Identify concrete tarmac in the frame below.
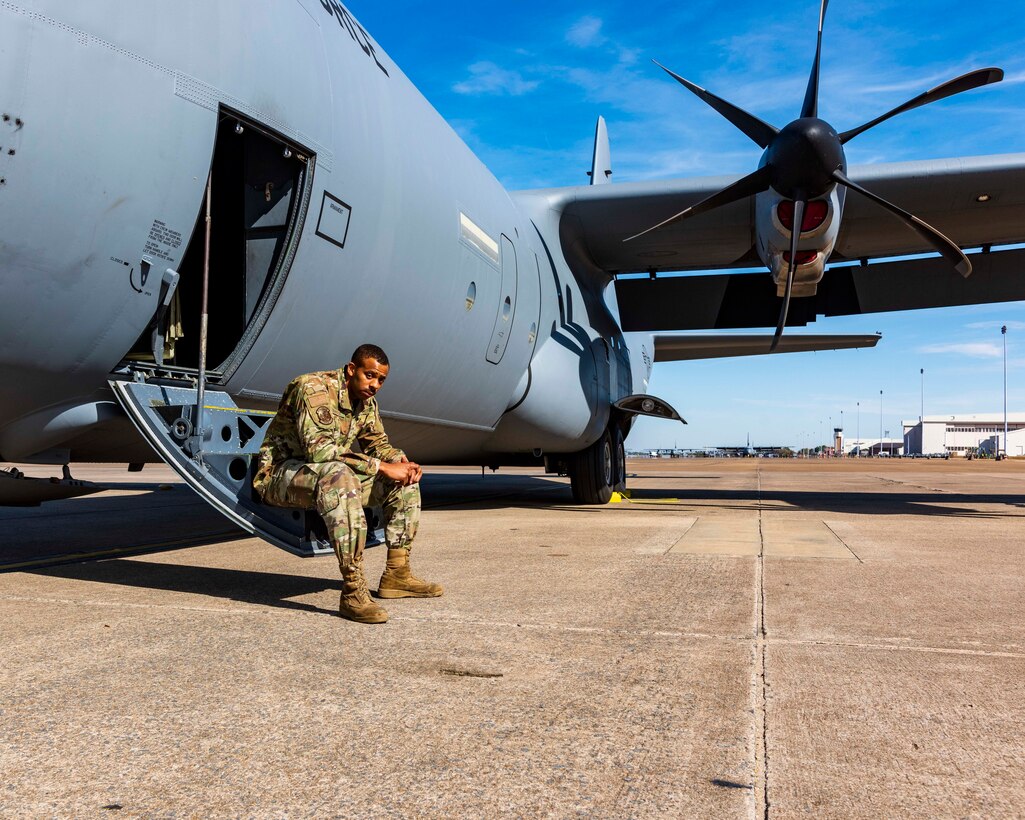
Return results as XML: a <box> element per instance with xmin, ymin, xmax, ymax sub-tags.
<box><xmin>2</xmin><ymin>458</ymin><xmax>1025</xmax><ymax>818</ymax></box>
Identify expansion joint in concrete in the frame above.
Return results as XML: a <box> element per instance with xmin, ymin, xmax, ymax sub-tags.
<box><xmin>755</xmin><ymin>467</ymin><xmax>770</xmax><ymax>820</ymax></box>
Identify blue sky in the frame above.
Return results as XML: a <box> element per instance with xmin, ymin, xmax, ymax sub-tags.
<box><xmin>350</xmin><ymin>1</ymin><xmax>1025</xmax><ymax>449</ymax></box>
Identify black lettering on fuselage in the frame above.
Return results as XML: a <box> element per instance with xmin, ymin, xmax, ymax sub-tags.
<box><xmin>318</xmin><ymin>0</ymin><xmax>389</xmax><ymax>77</ymax></box>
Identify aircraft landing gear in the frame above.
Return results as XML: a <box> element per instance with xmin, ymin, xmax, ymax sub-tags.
<box><xmin>613</xmin><ymin>426</ymin><xmax>626</xmax><ymax>494</ymax></box>
<box><xmin>569</xmin><ymin>425</ymin><xmax>627</xmax><ymax>504</ymax></box>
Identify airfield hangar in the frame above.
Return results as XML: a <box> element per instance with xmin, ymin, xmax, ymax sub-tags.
<box><xmin>902</xmin><ymin>415</ymin><xmax>1025</xmax><ymax>457</ymax></box>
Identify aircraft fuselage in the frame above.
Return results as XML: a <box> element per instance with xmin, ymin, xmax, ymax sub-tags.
<box><xmin>0</xmin><ymin>0</ymin><xmax>647</xmax><ymax>466</ymax></box>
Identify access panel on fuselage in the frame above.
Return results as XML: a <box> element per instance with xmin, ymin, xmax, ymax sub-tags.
<box><xmin>486</xmin><ymin>236</ymin><xmax>518</xmax><ymax>364</ymax></box>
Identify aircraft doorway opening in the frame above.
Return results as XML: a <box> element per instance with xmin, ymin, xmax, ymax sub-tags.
<box><xmin>123</xmin><ymin>109</ymin><xmax>313</xmax><ymax>381</ymax></box>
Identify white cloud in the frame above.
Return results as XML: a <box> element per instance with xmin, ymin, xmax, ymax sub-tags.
<box><xmin>860</xmin><ymin>68</ymin><xmax>977</xmax><ymax>96</ymax></box>
<box><xmin>617</xmin><ymin>46</ymin><xmax>641</xmax><ymax>67</ymax></box>
<box><xmin>452</xmin><ymin>62</ymin><xmax>540</xmax><ymax>97</ymax></box>
<box><xmin>964</xmin><ymin>320</ymin><xmax>1025</xmax><ymax>331</ymax></box>
<box><xmin>918</xmin><ymin>342</ymin><xmax>1003</xmax><ymax>358</ymax></box>
<box><xmin>567</xmin><ymin>16</ymin><xmax>605</xmax><ymax>48</ymax></box>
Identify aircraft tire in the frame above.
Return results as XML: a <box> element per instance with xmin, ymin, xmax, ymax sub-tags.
<box><xmin>569</xmin><ymin>428</ymin><xmax>615</xmax><ymax>505</ymax></box>
<box><xmin>613</xmin><ymin>426</ymin><xmax>627</xmax><ymax>494</ymax></box>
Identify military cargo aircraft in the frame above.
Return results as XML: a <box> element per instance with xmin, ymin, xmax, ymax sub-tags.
<box><xmin>2</xmin><ymin>1</ymin><xmax>1024</xmax><ymax>558</ymax></box>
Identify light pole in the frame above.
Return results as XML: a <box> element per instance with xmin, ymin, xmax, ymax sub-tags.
<box><xmin>885</xmin><ymin>429</ymin><xmax>890</xmax><ymax>456</ymax></box>
<box><xmin>1003</xmin><ymin>325</ymin><xmax>1008</xmax><ymax>457</ymax></box>
<box><xmin>879</xmin><ymin>390</ymin><xmax>883</xmax><ymax>458</ymax></box>
<box><xmin>920</xmin><ymin>367</ymin><xmax>925</xmax><ymax>456</ymax></box>
<box><xmin>857</xmin><ymin>401</ymin><xmax>861</xmax><ymax>457</ymax></box>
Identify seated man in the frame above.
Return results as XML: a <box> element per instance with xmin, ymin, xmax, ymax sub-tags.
<box><xmin>252</xmin><ymin>343</ymin><xmax>442</xmax><ymax>624</ymax></box>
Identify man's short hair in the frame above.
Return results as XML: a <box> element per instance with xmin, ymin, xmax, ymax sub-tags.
<box><xmin>350</xmin><ymin>343</ymin><xmax>389</xmax><ymax>367</ymax></box>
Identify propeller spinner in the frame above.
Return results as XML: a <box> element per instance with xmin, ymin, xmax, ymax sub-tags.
<box><xmin>626</xmin><ymin>0</ymin><xmax>1003</xmax><ymax>351</ymax></box>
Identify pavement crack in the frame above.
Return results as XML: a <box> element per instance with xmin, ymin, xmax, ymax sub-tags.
<box><xmin>872</xmin><ymin>475</ymin><xmax>948</xmax><ymax>494</ymax></box>
<box><xmin>822</xmin><ymin>521</ymin><xmax>864</xmax><ymax>563</ymax></box>
<box><xmin>0</xmin><ymin>593</ymin><xmax>257</xmax><ymax>615</ymax></box>
<box><xmin>0</xmin><ymin>594</ymin><xmax>750</xmax><ymax>641</ymax></box>
<box><xmin>389</xmin><ymin>614</ymin><xmax>747</xmax><ymax>643</ymax></box>
<box><xmin>439</xmin><ymin>667</ymin><xmax>503</xmax><ymax>679</ymax></box>
<box><xmin>773</xmin><ymin>637</ymin><xmax>1025</xmax><ymax>660</ymax></box>
<box><xmin>663</xmin><ymin>517</ymin><xmax>698</xmax><ymax>554</ymax></box>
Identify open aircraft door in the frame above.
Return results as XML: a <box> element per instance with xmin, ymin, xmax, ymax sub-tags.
<box><xmin>104</xmin><ymin>109</ymin><xmax>383</xmax><ymax>559</ymax></box>
<box><xmin>109</xmin><ymin>379</ymin><xmax>338</xmax><ymax>558</ymax></box>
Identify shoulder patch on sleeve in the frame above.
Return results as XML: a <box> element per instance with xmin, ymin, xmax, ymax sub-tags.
<box><xmin>302</xmin><ymin>378</ymin><xmax>331</xmax><ymax>408</ymax></box>
<box><xmin>297</xmin><ymin>376</ymin><xmax>337</xmax><ymax>430</ymax></box>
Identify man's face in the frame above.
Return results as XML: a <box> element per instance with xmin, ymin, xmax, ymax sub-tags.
<box><xmin>346</xmin><ymin>357</ymin><xmax>389</xmax><ymax>403</ymax></box>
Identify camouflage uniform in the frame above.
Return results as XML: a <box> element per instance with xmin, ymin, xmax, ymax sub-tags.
<box><xmin>253</xmin><ymin>370</ymin><xmax>419</xmax><ymax>569</ymax></box>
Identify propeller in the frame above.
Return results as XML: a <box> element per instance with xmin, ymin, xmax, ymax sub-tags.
<box><xmin>771</xmin><ymin>198</ymin><xmax>806</xmax><ymax>352</ymax></box>
<box><xmin>801</xmin><ymin>0</ymin><xmax>829</xmax><ymax>118</ymax></box>
<box><xmin>624</xmin><ymin>165</ymin><xmax>772</xmax><ymax>241</ymax></box>
<box><xmin>832</xmin><ymin>169</ymin><xmax>971</xmax><ymax>276</ymax></box>
<box><xmin>628</xmin><ymin>0</ymin><xmax>1003</xmax><ymax>349</ymax></box>
<box><xmin>839</xmin><ymin>68</ymin><xmax>1004</xmax><ymax>144</ymax></box>
<box><xmin>652</xmin><ymin>62</ymin><xmax>778</xmax><ymax>148</ymax></box>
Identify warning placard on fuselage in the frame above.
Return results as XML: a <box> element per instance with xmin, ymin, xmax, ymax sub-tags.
<box><xmin>315</xmin><ymin>192</ymin><xmax>352</xmax><ymax>249</ymax></box>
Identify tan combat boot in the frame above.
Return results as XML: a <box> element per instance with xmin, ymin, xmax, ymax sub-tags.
<box><xmin>377</xmin><ymin>548</ymin><xmax>444</xmax><ymax>598</ymax></box>
<box><xmin>339</xmin><ymin>554</ymin><xmax>389</xmax><ymax>624</ymax></box>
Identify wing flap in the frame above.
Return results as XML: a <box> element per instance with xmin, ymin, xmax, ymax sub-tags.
<box><xmin>619</xmin><ymin>247</ymin><xmax>1025</xmax><ymax>331</ymax></box>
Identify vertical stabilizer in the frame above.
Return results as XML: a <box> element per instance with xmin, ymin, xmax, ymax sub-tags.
<box><xmin>589</xmin><ymin>116</ymin><xmax>612</xmax><ymax>185</ymax></box>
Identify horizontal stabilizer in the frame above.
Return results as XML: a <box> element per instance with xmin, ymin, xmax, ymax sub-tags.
<box><xmin>654</xmin><ymin>333</ymin><xmax>881</xmax><ymax>362</ymax></box>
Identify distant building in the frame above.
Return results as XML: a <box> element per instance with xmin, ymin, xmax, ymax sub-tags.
<box><xmin>902</xmin><ymin>414</ymin><xmax>1025</xmax><ymax>456</ymax></box>
<box><xmin>844</xmin><ymin>438</ymin><xmax>903</xmax><ymax>456</ymax></box>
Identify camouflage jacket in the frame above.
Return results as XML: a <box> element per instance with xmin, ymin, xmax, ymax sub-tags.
<box><xmin>252</xmin><ymin>370</ymin><xmax>403</xmax><ymax>495</ymax></box>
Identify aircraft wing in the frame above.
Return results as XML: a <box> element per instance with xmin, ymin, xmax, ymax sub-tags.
<box><xmin>522</xmin><ymin>154</ymin><xmax>1025</xmax><ymax>330</ymax></box>
<box><xmin>653</xmin><ymin>333</ymin><xmax>881</xmax><ymax>362</ymax></box>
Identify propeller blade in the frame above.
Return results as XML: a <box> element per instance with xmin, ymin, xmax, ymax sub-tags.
<box><xmin>801</xmin><ymin>0</ymin><xmax>830</xmax><ymax>118</ymax></box>
<box><xmin>833</xmin><ymin>170</ymin><xmax>972</xmax><ymax>277</ymax></box>
<box><xmin>654</xmin><ymin>61</ymin><xmax>779</xmax><ymax>148</ymax></box>
<box><xmin>771</xmin><ymin>199</ymin><xmax>805</xmax><ymax>352</ymax></box>
<box><xmin>624</xmin><ymin>165</ymin><xmax>773</xmax><ymax>243</ymax></box>
<box><xmin>839</xmin><ymin>67</ymin><xmax>1003</xmax><ymax>143</ymax></box>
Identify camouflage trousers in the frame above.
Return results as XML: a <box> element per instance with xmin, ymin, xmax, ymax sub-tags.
<box><xmin>258</xmin><ymin>459</ymin><xmax>420</xmax><ymax>569</ymax></box>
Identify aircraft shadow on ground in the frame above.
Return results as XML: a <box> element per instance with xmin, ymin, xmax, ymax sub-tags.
<box><xmin>623</xmin><ymin>487</ymin><xmax>1025</xmax><ymax>518</ymax></box>
<box><xmin>420</xmin><ymin>473</ymin><xmax>574</xmax><ymax>509</ymax></box>
<box><xmin>423</xmin><ymin>474</ymin><xmax>1025</xmax><ymax>518</ymax></box>
<box><xmin>8</xmin><ymin>474</ymin><xmax>1023</xmax><ymax>579</ymax></box>
<box><xmin>0</xmin><ymin>486</ymin><xmax>243</xmax><ymax>569</ymax></box>
<box><xmin>32</xmin><ymin>559</ymin><xmax>343</xmax><ymax>616</ymax></box>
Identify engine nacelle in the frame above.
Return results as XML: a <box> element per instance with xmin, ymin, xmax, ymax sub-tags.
<box><xmin>754</xmin><ymin>186</ymin><xmax>845</xmax><ymax>298</ymax></box>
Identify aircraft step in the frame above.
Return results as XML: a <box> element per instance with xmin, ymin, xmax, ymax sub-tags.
<box><xmin>109</xmin><ymin>379</ymin><xmax>381</xmax><ymax>558</ymax></box>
